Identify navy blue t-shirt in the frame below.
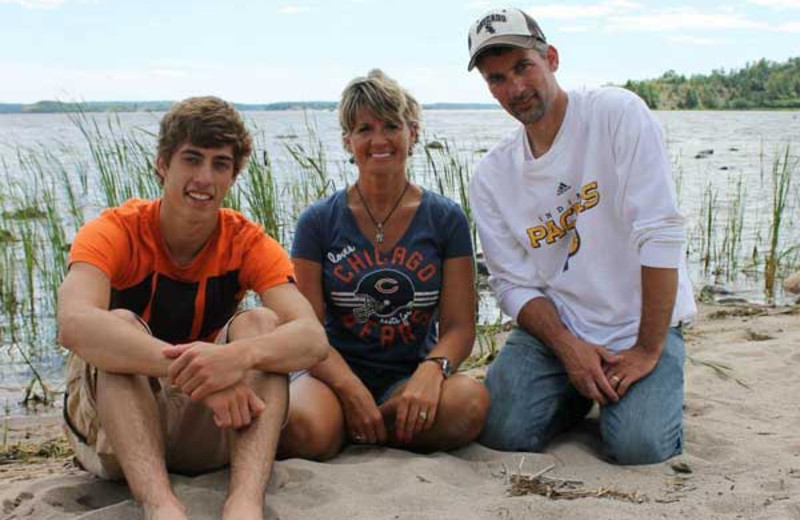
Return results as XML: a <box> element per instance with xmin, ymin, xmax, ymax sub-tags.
<box><xmin>291</xmin><ymin>188</ymin><xmax>473</xmax><ymax>398</ymax></box>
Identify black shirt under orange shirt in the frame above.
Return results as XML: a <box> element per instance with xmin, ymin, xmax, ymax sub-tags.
<box><xmin>69</xmin><ymin>198</ymin><xmax>295</xmax><ymax>344</ymax></box>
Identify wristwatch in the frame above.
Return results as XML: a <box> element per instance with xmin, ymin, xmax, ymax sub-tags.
<box><xmin>423</xmin><ymin>356</ymin><xmax>452</xmax><ymax>378</ymax></box>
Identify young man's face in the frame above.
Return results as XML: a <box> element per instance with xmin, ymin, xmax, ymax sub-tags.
<box><xmin>478</xmin><ymin>46</ymin><xmax>560</xmax><ymax>126</ymax></box>
<box><xmin>156</xmin><ymin>142</ymin><xmax>236</xmax><ymax>215</ymax></box>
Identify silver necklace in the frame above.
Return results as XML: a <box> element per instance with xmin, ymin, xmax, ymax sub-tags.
<box><xmin>354</xmin><ymin>180</ymin><xmax>410</xmax><ymax>244</ymax></box>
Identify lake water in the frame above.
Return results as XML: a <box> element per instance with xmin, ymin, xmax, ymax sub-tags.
<box><xmin>1</xmin><ymin>108</ymin><xmax>798</xmax><ymax>417</ymax></box>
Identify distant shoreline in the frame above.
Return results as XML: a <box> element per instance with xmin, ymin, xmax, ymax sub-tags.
<box><xmin>0</xmin><ymin>101</ymin><xmax>502</xmax><ymax>114</ymax></box>
<box><xmin>1</xmin><ymin>99</ymin><xmax>798</xmax><ymax>115</ymax></box>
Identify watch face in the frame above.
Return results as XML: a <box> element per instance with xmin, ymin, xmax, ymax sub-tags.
<box><xmin>440</xmin><ymin>358</ymin><xmax>452</xmax><ymax>377</ymax></box>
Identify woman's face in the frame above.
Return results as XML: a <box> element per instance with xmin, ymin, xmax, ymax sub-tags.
<box><xmin>345</xmin><ymin>107</ymin><xmax>416</xmax><ymax>177</ymax></box>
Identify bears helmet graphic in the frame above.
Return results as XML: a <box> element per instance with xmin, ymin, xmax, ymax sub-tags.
<box><xmin>353</xmin><ymin>269</ymin><xmax>415</xmax><ymax>323</ymax></box>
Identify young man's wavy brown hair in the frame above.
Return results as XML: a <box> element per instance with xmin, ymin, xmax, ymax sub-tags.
<box><xmin>157</xmin><ymin>96</ymin><xmax>253</xmax><ymax>178</ymax></box>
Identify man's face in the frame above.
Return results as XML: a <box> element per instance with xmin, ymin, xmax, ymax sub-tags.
<box><xmin>156</xmin><ymin>142</ymin><xmax>236</xmax><ymax>216</ymax></box>
<box><xmin>478</xmin><ymin>46</ymin><xmax>560</xmax><ymax>126</ymax></box>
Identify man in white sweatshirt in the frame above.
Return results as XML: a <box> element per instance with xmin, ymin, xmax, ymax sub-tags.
<box><xmin>467</xmin><ymin>7</ymin><xmax>696</xmax><ymax>464</ymax></box>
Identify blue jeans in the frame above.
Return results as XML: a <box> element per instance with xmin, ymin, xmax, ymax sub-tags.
<box><xmin>479</xmin><ymin>327</ymin><xmax>685</xmax><ymax>465</ymax></box>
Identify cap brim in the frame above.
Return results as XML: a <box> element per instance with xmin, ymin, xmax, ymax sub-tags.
<box><xmin>467</xmin><ymin>35</ymin><xmax>537</xmax><ymax>71</ymax></box>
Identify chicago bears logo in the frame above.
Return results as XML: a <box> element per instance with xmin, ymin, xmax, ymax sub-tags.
<box><xmin>330</xmin><ymin>268</ymin><xmax>440</xmax><ymax>325</ymax></box>
<box><xmin>352</xmin><ymin>269</ymin><xmax>415</xmax><ymax>323</ymax></box>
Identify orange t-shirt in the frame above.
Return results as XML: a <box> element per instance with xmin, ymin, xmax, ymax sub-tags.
<box><xmin>69</xmin><ymin>198</ymin><xmax>295</xmax><ymax>344</ymax></box>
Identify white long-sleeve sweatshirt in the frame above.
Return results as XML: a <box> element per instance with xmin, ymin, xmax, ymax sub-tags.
<box><xmin>470</xmin><ymin>87</ymin><xmax>696</xmax><ymax>352</ymax></box>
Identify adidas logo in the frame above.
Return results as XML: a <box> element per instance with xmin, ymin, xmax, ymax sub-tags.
<box><xmin>556</xmin><ymin>182</ymin><xmax>571</xmax><ymax>196</ymax></box>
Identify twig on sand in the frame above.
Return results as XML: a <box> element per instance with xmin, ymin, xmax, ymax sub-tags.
<box><xmin>505</xmin><ymin>458</ymin><xmax>646</xmax><ymax>503</ymax></box>
<box><xmin>530</xmin><ymin>463</ymin><xmax>555</xmax><ymax>480</ymax></box>
<box><xmin>707</xmin><ymin>306</ymin><xmax>768</xmax><ymax>320</ymax></box>
<box><xmin>687</xmin><ymin>355</ymin><xmax>750</xmax><ymax>389</ymax></box>
<box><xmin>0</xmin><ymin>436</ymin><xmax>72</xmax><ymax>465</ymax></box>
<box><xmin>508</xmin><ymin>473</ymin><xmax>648</xmax><ymax>503</ymax></box>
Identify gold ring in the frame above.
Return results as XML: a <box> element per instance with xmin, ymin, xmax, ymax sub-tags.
<box><xmin>419</xmin><ymin>410</ymin><xmax>428</xmax><ymax>421</ymax></box>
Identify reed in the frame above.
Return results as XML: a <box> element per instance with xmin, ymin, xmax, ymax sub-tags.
<box><xmin>698</xmin><ymin>181</ymin><xmax>718</xmax><ymax>273</ymax></box>
<box><xmin>764</xmin><ymin>144</ymin><xmax>797</xmax><ymax>302</ymax></box>
<box><xmin>0</xmin><ymin>108</ymin><xmax>799</xmax><ymax>406</ymax></box>
<box><xmin>720</xmin><ymin>173</ymin><xmax>746</xmax><ymax>280</ymax></box>
<box><xmin>241</xmin><ymin>138</ymin><xmax>282</xmax><ymax>244</ymax></box>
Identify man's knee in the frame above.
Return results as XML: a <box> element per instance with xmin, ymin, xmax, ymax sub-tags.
<box><xmin>604</xmin><ymin>426</ymin><xmax>682</xmax><ymax>465</ymax></box>
<box><xmin>227</xmin><ymin>307</ymin><xmax>279</xmax><ymax>341</ymax></box>
<box><xmin>478</xmin><ymin>335</ymin><xmax>562</xmax><ymax>452</ymax></box>
<box><xmin>479</xmin><ymin>367</ymin><xmax>547</xmax><ymax>452</ymax></box>
<box><xmin>96</xmin><ymin>369</ymin><xmax>152</xmax><ymax>396</ymax></box>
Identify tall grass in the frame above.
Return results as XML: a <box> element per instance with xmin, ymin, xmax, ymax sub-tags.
<box><xmin>764</xmin><ymin>144</ymin><xmax>798</xmax><ymax>302</ymax></box>
<box><xmin>0</xmin><ymin>109</ymin><xmax>798</xmax><ymax>407</ymax></box>
<box><xmin>719</xmin><ymin>173</ymin><xmax>745</xmax><ymax>280</ymax></box>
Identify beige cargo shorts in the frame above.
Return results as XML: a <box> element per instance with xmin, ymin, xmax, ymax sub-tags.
<box><xmin>62</xmin><ymin>315</ymin><xmax>247</xmax><ymax>480</ymax></box>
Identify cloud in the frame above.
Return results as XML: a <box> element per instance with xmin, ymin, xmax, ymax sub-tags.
<box><xmin>465</xmin><ymin>0</ymin><xmax>497</xmax><ymax>10</ymax></box>
<box><xmin>277</xmin><ymin>5</ymin><xmax>309</xmax><ymax>14</ymax></box>
<box><xmin>776</xmin><ymin>21</ymin><xmax>800</xmax><ymax>30</ymax></box>
<box><xmin>747</xmin><ymin>0</ymin><xmax>800</xmax><ymax>8</ymax></box>
<box><xmin>605</xmin><ymin>8</ymin><xmax>768</xmax><ymax>32</ymax></box>
<box><xmin>149</xmin><ymin>69</ymin><xmax>190</xmax><ymax>79</ymax></box>
<box><xmin>524</xmin><ymin>0</ymin><xmax>642</xmax><ymax>20</ymax></box>
<box><xmin>559</xmin><ymin>25</ymin><xmax>593</xmax><ymax>33</ymax></box>
<box><xmin>666</xmin><ymin>35</ymin><xmax>727</xmax><ymax>45</ymax></box>
<box><xmin>0</xmin><ymin>0</ymin><xmax>67</xmax><ymax>8</ymax></box>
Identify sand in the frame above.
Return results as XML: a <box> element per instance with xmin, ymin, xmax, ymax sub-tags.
<box><xmin>2</xmin><ymin>302</ymin><xmax>800</xmax><ymax>520</ymax></box>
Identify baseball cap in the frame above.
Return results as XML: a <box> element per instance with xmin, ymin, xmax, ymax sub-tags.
<box><xmin>467</xmin><ymin>7</ymin><xmax>547</xmax><ymax>71</ymax></box>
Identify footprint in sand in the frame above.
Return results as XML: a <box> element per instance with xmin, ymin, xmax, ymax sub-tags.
<box><xmin>683</xmin><ymin>395</ymin><xmax>714</xmax><ymax>418</ymax></box>
<box><xmin>41</xmin><ymin>481</ymin><xmax>130</xmax><ymax>514</ymax></box>
<box><xmin>268</xmin><ymin>463</ymin><xmax>315</xmax><ymax>491</ymax></box>
<box><xmin>2</xmin><ymin>491</ymin><xmax>33</xmax><ymax>516</ymax></box>
<box><xmin>684</xmin><ymin>426</ymin><xmax>735</xmax><ymax>462</ymax></box>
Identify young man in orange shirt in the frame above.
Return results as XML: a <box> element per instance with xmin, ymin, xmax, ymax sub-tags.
<box><xmin>59</xmin><ymin>97</ymin><xmax>327</xmax><ymax>520</ymax></box>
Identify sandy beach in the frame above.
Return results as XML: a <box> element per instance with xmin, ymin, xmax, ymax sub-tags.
<box><xmin>2</xmin><ymin>301</ymin><xmax>799</xmax><ymax>520</ymax></box>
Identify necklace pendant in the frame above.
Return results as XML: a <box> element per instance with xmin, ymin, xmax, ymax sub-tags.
<box><xmin>375</xmin><ymin>226</ymin><xmax>384</xmax><ymax>244</ymax></box>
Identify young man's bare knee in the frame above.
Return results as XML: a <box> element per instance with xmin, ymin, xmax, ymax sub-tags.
<box><xmin>226</xmin><ymin>308</ymin><xmax>280</xmax><ymax>341</ymax></box>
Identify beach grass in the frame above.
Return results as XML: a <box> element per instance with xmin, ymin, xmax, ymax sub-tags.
<box><xmin>0</xmin><ymin>110</ymin><xmax>797</xmax><ymax>404</ymax></box>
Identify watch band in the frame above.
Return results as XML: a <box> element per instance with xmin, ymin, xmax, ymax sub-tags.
<box><xmin>423</xmin><ymin>356</ymin><xmax>452</xmax><ymax>378</ymax></box>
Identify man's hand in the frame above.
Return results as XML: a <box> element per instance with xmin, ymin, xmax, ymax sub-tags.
<box><xmin>600</xmin><ymin>345</ymin><xmax>661</xmax><ymax>398</ymax></box>
<box><xmin>201</xmin><ymin>381</ymin><xmax>266</xmax><ymax>429</ymax></box>
<box><xmin>557</xmin><ymin>338</ymin><xmax>619</xmax><ymax>405</ymax></box>
<box><xmin>164</xmin><ymin>342</ymin><xmax>249</xmax><ymax>400</ymax></box>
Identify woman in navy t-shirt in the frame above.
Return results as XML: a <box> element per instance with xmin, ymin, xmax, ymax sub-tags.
<box><xmin>279</xmin><ymin>70</ymin><xmax>489</xmax><ymax>458</ymax></box>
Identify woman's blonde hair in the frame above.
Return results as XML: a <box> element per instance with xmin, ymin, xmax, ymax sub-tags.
<box><xmin>339</xmin><ymin>69</ymin><xmax>421</xmax><ymax>152</ymax></box>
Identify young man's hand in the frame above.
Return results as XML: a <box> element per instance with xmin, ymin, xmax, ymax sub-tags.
<box><xmin>201</xmin><ymin>381</ymin><xmax>265</xmax><ymax>429</ymax></box>
<box><xmin>164</xmin><ymin>342</ymin><xmax>249</xmax><ymax>400</ymax></box>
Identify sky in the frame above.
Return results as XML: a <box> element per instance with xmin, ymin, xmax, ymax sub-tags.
<box><xmin>1</xmin><ymin>0</ymin><xmax>799</xmax><ymax>104</ymax></box>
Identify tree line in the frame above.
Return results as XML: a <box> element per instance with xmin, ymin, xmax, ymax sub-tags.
<box><xmin>623</xmin><ymin>57</ymin><xmax>800</xmax><ymax>110</ymax></box>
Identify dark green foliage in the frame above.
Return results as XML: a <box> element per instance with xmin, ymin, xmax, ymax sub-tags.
<box><xmin>623</xmin><ymin>57</ymin><xmax>800</xmax><ymax>110</ymax></box>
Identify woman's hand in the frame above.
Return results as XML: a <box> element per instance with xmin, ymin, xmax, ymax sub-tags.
<box><xmin>388</xmin><ymin>361</ymin><xmax>444</xmax><ymax>444</ymax></box>
<box><xmin>338</xmin><ymin>379</ymin><xmax>387</xmax><ymax>445</ymax></box>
